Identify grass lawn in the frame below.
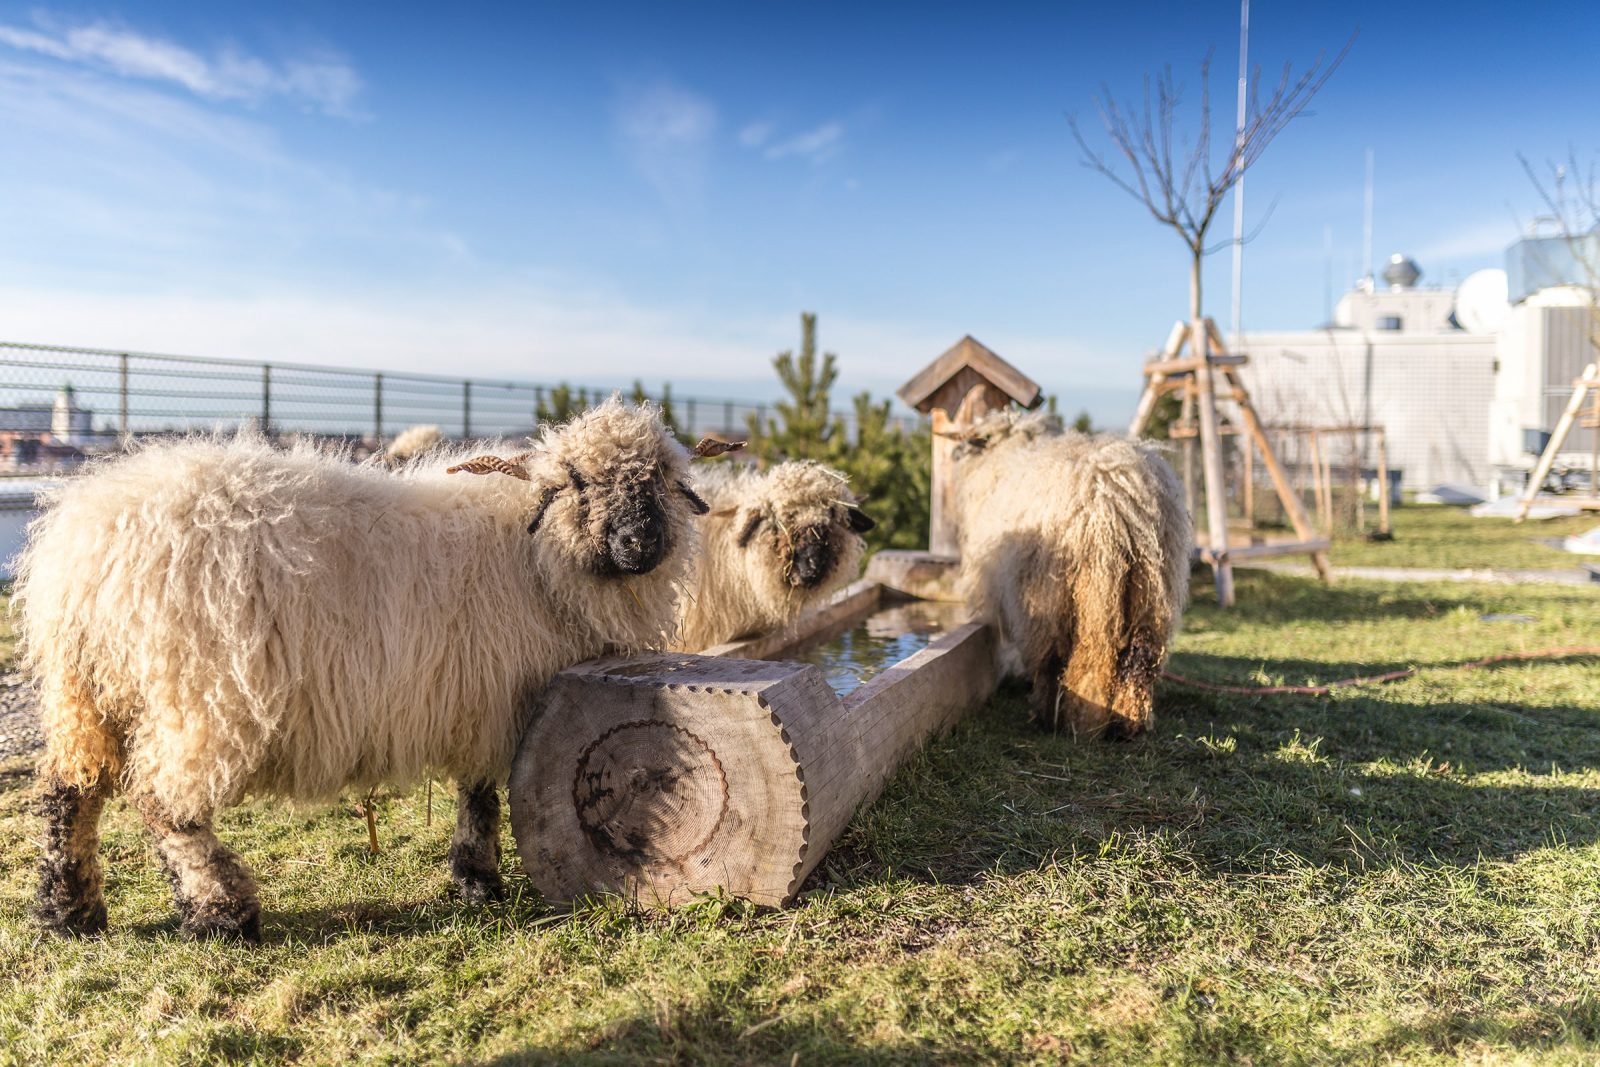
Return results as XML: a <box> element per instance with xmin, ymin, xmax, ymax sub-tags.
<box><xmin>1326</xmin><ymin>502</ymin><xmax>1600</xmax><ymax>572</ymax></box>
<box><xmin>3</xmin><ymin>571</ymin><xmax>1600</xmax><ymax>1064</ymax></box>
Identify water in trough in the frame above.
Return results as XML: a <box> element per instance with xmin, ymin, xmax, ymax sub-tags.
<box><xmin>774</xmin><ymin>598</ymin><xmax>970</xmax><ymax>695</ymax></box>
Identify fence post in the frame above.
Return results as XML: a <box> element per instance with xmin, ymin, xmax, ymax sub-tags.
<box><xmin>261</xmin><ymin>364</ymin><xmax>272</xmax><ymax>437</ymax></box>
<box><xmin>118</xmin><ymin>352</ymin><xmax>130</xmax><ymax>443</ymax></box>
<box><xmin>534</xmin><ymin>385</ymin><xmax>545</xmax><ymax>426</ymax></box>
<box><xmin>374</xmin><ymin>373</ymin><xmax>384</xmax><ymax>442</ymax></box>
<box><xmin>463</xmin><ymin>379</ymin><xmax>472</xmax><ymax>439</ymax></box>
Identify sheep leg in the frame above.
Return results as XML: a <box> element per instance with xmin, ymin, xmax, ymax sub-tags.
<box><xmin>1027</xmin><ymin>653</ymin><xmax>1065</xmax><ymax>733</ymax></box>
<box><xmin>132</xmin><ymin>794</ymin><xmax>261</xmax><ymax>943</ymax></box>
<box><xmin>35</xmin><ymin>775</ymin><xmax>112</xmax><ymax>936</ymax></box>
<box><xmin>449</xmin><ymin>781</ymin><xmax>506</xmax><ymax>904</ymax></box>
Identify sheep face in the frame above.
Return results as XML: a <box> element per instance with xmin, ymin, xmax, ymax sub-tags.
<box><xmin>728</xmin><ymin>462</ymin><xmax>872</xmax><ymax>593</ymax></box>
<box><xmin>522</xmin><ymin>399</ymin><xmax>707</xmax><ymax>580</ymax></box>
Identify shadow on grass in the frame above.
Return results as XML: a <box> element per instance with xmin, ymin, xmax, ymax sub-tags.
<box><xmin>819</xmin><ymin>680</ymin><xmax>1600</xmax><ymax>892</ymax></box>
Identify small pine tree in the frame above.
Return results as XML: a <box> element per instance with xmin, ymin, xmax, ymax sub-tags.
<box><xmin>828</xmin><ymin>392</ymin><xmax>930</xmax><ymax>551</ymax></box>
<box><xmin>535</xmin><ymin>383</ymin><xmax>584</xmax><ymax>428</ymax></box>
<box><xmin>748</xmin><ymin>312</ymin><xmax>838</xmax><ymax>461</ymax></box>
<box><xmin>1071</xmin><ymin>410</ymin><xmax>1094</xmax><ymax>434</ymax></box>
<box><xmin>630</xmin><ymin>379</ymin><xmax>680</xmax><ymax>436</ymax></box>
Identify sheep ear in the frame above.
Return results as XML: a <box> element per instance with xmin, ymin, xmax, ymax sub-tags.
<box><xmin>736</xmin><ymin>512</ymin><xmax>764</xmax><ymax>547</ymax></box>
<box><xmin>448</xmin><ymin>455</ymin><xmax>530</xmax><ymax>480</ymax></box>
<box><xmin>677</xmin><ymin>480</ymin><xmax>710</xmax><ymax>515</ymax></box>
<box><xmin>845</xmin><ymin>506</ymin><xmax>876</xmax><ymax>534</ymax></box>
<box><xmin>526</xmin><ymin>485</ymin><xmax>560</xmax><ymax>536</ymax></box>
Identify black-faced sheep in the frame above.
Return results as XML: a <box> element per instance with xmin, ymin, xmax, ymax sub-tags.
<box><xmin>673</xmin><ymin>460</ymin><xmax>874</xmax><ymax>651</ymax></box>
<box><xmin>951</xmin><ymin>410</ymin><xmax>1190</xmax><ymax>738</ymax></box>
<box><xmin>18</xmin><ymin>398</ymin><xmax>712</xmax><ymax>941</ymax></box>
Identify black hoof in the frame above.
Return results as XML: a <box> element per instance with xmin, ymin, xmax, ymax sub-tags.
<box><xmin>453</xmin><ymin>869</ymin><xmax>507</xmax><ymax>905</ymax></box>
<box><xmin>182</xmin><ymin>901</ymin><xmax>262</xmax><ymax>944</ymax></box>
<box><xmin>35</xmin><ymin>898</ymin><xmax>108</xmax><ymax>938</ymax></box>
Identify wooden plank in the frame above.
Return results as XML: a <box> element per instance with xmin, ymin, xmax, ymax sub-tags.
<box><xmin>1192</xmin><ymin>538</ymin><xmax>1332</xmax><ymax>563</ymax></box>
<box><xmin>1142</xmin><ymin>354</ymin><xmax>1248</xmax><ymax>376</ymax></box>
<box><xmin>1516</xmin><ymin>363</ymin><xmax>1599</xmax><ymax>522</ymax></box>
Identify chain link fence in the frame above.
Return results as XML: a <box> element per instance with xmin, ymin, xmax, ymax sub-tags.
<box><xmin>0</xmin><ymin>341</ymin><xmax>918</xmax><ymax>476</ymax></box>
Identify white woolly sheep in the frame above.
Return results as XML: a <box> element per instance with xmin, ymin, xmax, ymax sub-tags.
<box><xmin>381</xmin><ymin>423</ymin><xmax>445</xmax><ymax>467</ymax></box>
<box><xmin>951</xmin><ymin>410</ymin><xmax>1191</xmax><ymax>739</ymax></box>
<box><xmin>18</xmin><ymin>398</ymin><xmax>716</xmax><ymax>941</ymax></box>
<box><xmin>672</xmin><ymin>460</ymin><xmax>874</xmax><ymax>651</ymax></box>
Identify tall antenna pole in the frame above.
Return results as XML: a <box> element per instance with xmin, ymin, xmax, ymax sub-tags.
<box><xmin>1362</xmin><ymin>148</ymin><xmax>1375</xmax><ymax>290</ymax></box>
<box><xmin>1228</xmin><ymin>0</ymin><xmax>1250</xmax><ymax>346</ymax></box>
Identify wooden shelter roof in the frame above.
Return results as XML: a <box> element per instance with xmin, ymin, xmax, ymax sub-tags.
<box><xmin>896</xmin><ymin>335</ymin><xmax>1042</xmax><ymax>413</ymax></box>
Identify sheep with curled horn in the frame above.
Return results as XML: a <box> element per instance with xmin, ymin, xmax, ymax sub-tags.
<box><xmin>949</xmin><ymin>409</ymin><xmax>1190</xmax><ymax>739</ymax></box>
<box><xmin>17</xmin><ymin>397</ymin><xmax>726</xmax><ymax>942</ymax></box>
<box><xmin>673</xmin><ymin>459</ymin><xmax>875</xmax><ymax>651</ymax></box>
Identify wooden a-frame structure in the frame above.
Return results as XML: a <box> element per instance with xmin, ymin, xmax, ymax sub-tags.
<box><xmin>1129</xmin><ymin>317</ymin><xmax>1332</xmax><ymax>606</ymax></box>
<box><xmin>1514</xmin><ymin>362</ymin><xmax>1600</xmax><ymax>523</ymax></box>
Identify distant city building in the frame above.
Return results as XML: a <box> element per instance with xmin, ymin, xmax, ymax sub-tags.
<box><xmin>0</xmin><ymin>384</ymin><xmax>95</xmax><ymax>470</ymax></box>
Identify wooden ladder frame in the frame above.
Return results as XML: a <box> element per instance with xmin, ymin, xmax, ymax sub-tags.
<box><xmin>1130</xmin><ymin>317</ymin><xmax>1332</xmax><ymax>606</ymax></box>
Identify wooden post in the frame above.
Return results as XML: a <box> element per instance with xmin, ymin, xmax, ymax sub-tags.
<box><xmin>1309</xmin><ymin>430</ymin><xmax>1327</xmax><ymax>532</ymax></box>
<box><xmin>1376</xmin><ymin>428</ymin><xmax>1391</xmax><ymax>535</ymax></box>
<box><xmin>1241</xmin><ymin>430</ymin><xmax>1255</xmax><ymax>529</ymax></box>
<box><xmin>509</xmin><ymin>625</ymin><xmax>996</xmax><ymax>908</ymax></box>
<box><xmin>1179</xmin><ymin>381</ymin><xmax>1197</xmax><ymax>520</ymax></box>
<box><xmin>1192</xmin><ymin>320</ymin><xmax>1234</xmax><ymax>606</ymax></box>
<box><xmin>1515</xmin><ymin>362</ymin><xmax>1599</xmax><ymax>522</ymax></box>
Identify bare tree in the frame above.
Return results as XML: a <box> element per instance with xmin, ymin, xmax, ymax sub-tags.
<box><xmin>1073</xmin><ymin>38</ymin><xmax>1351</xmax><ymax>607</ymax></box>
<box><xmin>1069</xmin><ymin>40</ymin><xmax>1353</xmax><ymax>326</ymax></box>
<box><xmin>1518</xmin><ymin>151</ymin><xmax>1600</xmax><ymax>353</ymax></box>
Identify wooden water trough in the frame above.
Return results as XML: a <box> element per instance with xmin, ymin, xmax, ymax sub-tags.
<box><xmin>508</xmin><ymin>582</ymin><xmax>994</xmax><ymax>907</ymax></box>
<box><xmin>505</xmin><ymin>338</ymin><xmax>1025</xmax><ymax>908</ymax></box>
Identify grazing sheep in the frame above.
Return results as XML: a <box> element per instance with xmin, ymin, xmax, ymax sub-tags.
<box><xmin>381</xmin><ymin>423</ymin><xmax>445</xmax><ymax>467</ymax></box>
<box><xmin>951</xmin><ymin>410</ymin><xmax>1190</xmax><ymax>738</ymax></box>
<box><xmin>18</xmin><ymin>398</ymin><xmax>713</xmax><ymax>941</ymax></box>
<box><xmin>673</xmin><ymin>461</ymin><xmax>874</xmax><ymax>651</ymax></box>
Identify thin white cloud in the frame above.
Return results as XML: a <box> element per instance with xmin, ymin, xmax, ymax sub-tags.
<box><xmin>738</xmin><ymin>120</ymin><xmax>774</xmax><ymax>148</ymax></box>
<box><xmin>614</xmin><ymin>80</ymin><xmax>718</xmax><ymax>209</ymax></box>
<box><xmin>764</xmin><ymin>121</ymin><xmax>844</xmax><ymax>163</ymax></box>
<box><xmin>0</xmin><ymin>17</ymin><xmax>362</xmax><ymax>117</ymax></box>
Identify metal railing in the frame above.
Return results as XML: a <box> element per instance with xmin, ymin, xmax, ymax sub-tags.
<box><xmin>0</xmin><ymin>340</ymin><xmax>919</xmax><ymax>474</ymax></box>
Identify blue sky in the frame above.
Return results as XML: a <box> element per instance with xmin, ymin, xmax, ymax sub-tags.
<box><xmin>1</xmin><ymin>1</ymin><xmax>1597</xmax><ymax>424</ymax></box>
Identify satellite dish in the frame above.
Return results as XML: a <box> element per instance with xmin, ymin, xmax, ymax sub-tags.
<box><xmin>1454</xmin><ymin>268</ymin><xmax>1510</xmax><ymax>334</ymax></box>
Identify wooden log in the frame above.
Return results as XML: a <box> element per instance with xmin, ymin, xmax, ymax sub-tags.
<box><xmin>702</xmin><ymin>579</ymin><xmax>882</xmax><ymax>660</ymax></box>
<box><xmin>508</xmin><ymin>623</ymin><xmax>997</xmax><ymax>908</ymax></box>
<box><xmin>1142</xmin><ymin>353</ymin><xmax>1248</xmax><ymax>376</ymax></box>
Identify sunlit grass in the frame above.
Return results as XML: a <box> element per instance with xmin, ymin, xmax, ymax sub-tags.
<box><xmin>2</xmin><ymin>571</ymin><xmax>1598</xmax><ymax>1064</ymax></box>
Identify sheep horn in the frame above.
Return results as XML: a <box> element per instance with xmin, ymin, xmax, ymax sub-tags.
<box><xmin>691</xmin><ymin>437</ymin><xmax>746</xmax><ymax>459</ymax></box>
<box><xmin>446</xmin><ymin>455</ymin><xmax>531</xmax><ymax>480</ymax></box>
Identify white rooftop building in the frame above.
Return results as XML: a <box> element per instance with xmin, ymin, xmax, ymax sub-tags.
<box><xmin>1237</xmin><ymin>241</ymin><xmax>1596</xmax><ymax>495</ymax></box>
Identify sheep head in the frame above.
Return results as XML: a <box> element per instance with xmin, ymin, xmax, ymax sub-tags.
<box><xmin>448</xmin><ymin>397</ymin><xmax>730</xmax><ymax>580</ymax></box>
<box><xmin>722</xmin><ymin>461</ymin><xmax>873</xmax><ymax>593</ymax></box>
